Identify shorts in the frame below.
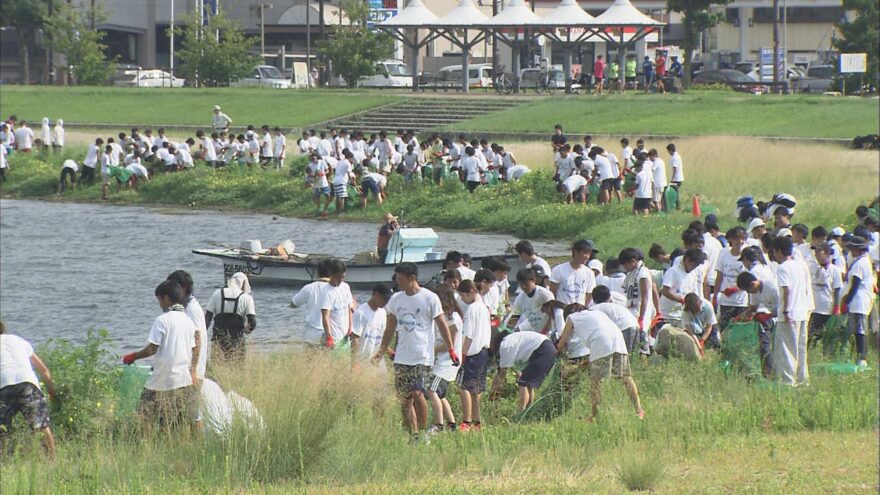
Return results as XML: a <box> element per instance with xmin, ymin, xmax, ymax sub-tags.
<box><xmin>431</xmin><ymin>165</ymin><xmax>446</xmax><ymax>183</ymax></box>
<box><xmin>517</xmin><ymin>340</ymin><xmax>557</xmax><ymax>389</ymax></box>
<box><xmin>612</xmin><ymin>178</ymin><xmax>622</xmax><ymax>190</ymax></box>
<box><xmin>362</xmin><ymin>177</ymin><xmax>380</xmax><ymax>196</ymax></box>
<box><xmin>652</xmin><ymin>187</ymin><xmax>664</xmax><ymax>203</ymax></box>
<box><xmin>393</xmin><ymin>364</ymin><xmax>430</xmax><ymax>397</ymax></box>
<box><xmin>458</xmin><ymin>348</ymin><xmax>489</xmax><ymax>393</ymax></box>
<box><xmin>138</xmin><ymin>386</ymin><xmax>197</xmax><ymax>429</ymax></box>
<box><xmin>466</xmin><ymin>180</ymin><xmax>481</xmax><ymax>192</ymax></box>
<box><xmin>0</xmin><ymin>382</ymin><xmax>51</xmax><ymax>432</ymax></box>
<box><xmin>600</xmin><ymin>178</ymin><xmax>614</xmax><ymax>191</ymax></box>
<box><xmin>633</xmin><ymin>197</ymin><xmax>652</xmax><ymax>210</ymax></box>
<box><xmin>427</xmin><ymin>374</ymin><xmax>451</xmax><ymax>399</ymax></box>
<box><xmin>333</xmin><ymin>182</ymin><xmax>349</xmax><ymax>198</ymax></box>
<box><xmin>848</xmin><ymin>313</ymin><xmax>868</xmax><ymax>336</ymax></box>
<box><xmin>102</xmin><ymin>173</ymin><xmax>112</xmax><ymax>185</ymax></box>
<box><xmin>589</xmin><ymin>353</ymin><xmax>631</xmax><ymax>381</ymax></box>
<box><xmin>313</xmin><ymin>185</ymin><xmax>331</xmax><ymax>198</ymax></box>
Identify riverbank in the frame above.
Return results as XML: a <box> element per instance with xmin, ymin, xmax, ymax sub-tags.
<box><xmin>2</xmin><ymin>333</ymin><xmax>876</xmax><ymax>494</ymax></box>
<box><xmin>2</xmin><ymin>135</ymin><xmax>877</xmax><ymax>254</ymax></box>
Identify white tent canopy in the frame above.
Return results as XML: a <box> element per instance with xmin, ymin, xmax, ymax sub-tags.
<box><xmin>483</xmin><ymin>0</ymin><xmax>544</xmax><ymax>27</ymax></box>
<box><xmin>592</xmin><ymin>0</ymin><xmax>664</xmax><ymax>27</ymax></box>
<box><xmin>540</xmin><ymin>0</ymin><xmax>597</xmax><ymax>27</ymax></box>
<box><xmin>380</xmin><ymin>0</ymin><xmax>439</xmax><ymax>27</ymax></box>
<box><xmin>434</xmin><ymin>0</ymin><xmax>490</xmax><ymax>27</ymax></box>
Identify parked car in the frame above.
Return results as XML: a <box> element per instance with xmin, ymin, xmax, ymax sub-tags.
<box><xmin>356</xmin><ymin>59</ymin><xmax>412</xmax><ymax>88</ymax></box>
<box><xmin>519</xmin><ymin>68</ymin><xmax>580</xmax><ymax>92</ymax></box>
<box><xmin>691</xmin><ymin>69</ymin><xmax>769</xmax><ymax>93</ymax></box>
<box><xmin>113</xmin><ymin>69</ymin><xmax>185</xmax><ymax>88</ymax></box>
<box><xmin>789</xmin><ymin>65</ymin><xmax>837</xmax><ymax>94</ymax></box>
<box><xmin>437</xmin><ymin>64</ymin><xmax>494</xmax><ymax>89</ymax></box>
<box><xmin>231</xmin><ymin>65</ymin><xmax>291</xmax><ymax>89</ymax></box>
<box><xmin>747</xmin><ymin>66</ymin><xmax>804</xmax><ymax>82</ymax></box>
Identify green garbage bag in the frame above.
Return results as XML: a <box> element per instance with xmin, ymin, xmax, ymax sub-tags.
<box><xmin>623</xmin><ymin>172</ymin><xmax>636</xmax><ymax>192</ymax></box>
<box><xmin>721</xmin><ymin>321</ymin><xmax>762</xmax><ymax>379</ymax></box>
<box><xmin>821</xmin><ymin>314</ymin><xmax>851</xmax><ymax>361</ymax></box>
<box><xmin>664</xmin><ymin>186</ymin><xmax>678</xmax><ymax>211</ymax></box>
<box><xmin>117</xmin><ymin>365</ymin><xmax>151</xmax><ymax>417</ymax></box>
<box><xmin>588</xmin><ymin>182</ymin><xmax>600</xmax><ymax>201</ymax></box>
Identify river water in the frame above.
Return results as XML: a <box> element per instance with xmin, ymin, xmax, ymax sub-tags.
<box><xmin>0</xmin><ymin>199</ymin><xmax>565</xmax><ymax>353</ymax></box>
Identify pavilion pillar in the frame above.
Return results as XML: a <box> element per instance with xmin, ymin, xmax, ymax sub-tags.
<box><xmin>461</xmin><ymin>30</ymin><xmax>470</xmax><ymax>93</ymax></box>
<box><xmin>411</xmin><ymin>29</ymin><xmax>420</xmax><ymax>93</ymax></box>
<box><xmin>618</xmin><ymin>29</ymin><xmax>626</xmax><ymax>89</ymax></box>
<box><xmin>511</xmin><ymin>40</ymin><xmax>521</xmax><ymax>93</ymax></box>
<box><xmin>563</xmin><ymin>44</ymin><xmax>572</xmax><ymax>93</ymax></box>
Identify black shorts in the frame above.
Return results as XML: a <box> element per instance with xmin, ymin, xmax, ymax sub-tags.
<box><xmin>517</xmin><ymin>340</ymin><xmax>557</xmax><ymax>389</ymax></box>
<box><xmin>427</xmin><ymin>374</ymin><xmax>450</xmax><ymax>399</ymax></box>
<box><xmin>633</xmin><ymin>197</ymin><xmax>652</xmax><ymax>210</ymax></box>
<box><xmin>0</xmin><ymin>382</ymin><xmax>51</xmax><ymax>432</ymax></box>
<box><xmin>612</xmin><ymin>178</ymin><xmax>622</xmax><ymax>190</ymax></box>
<box><xmin>393</xmin><ymin>364</ymin><xmax>430</xmax><ymax>397</ymax></box>
<box><xmin>466</xmin><ymin>180</ymin><xmax>481</xmax><ymax>192</ymax></box>
<box><xmin>362</xmin><ymin>177</ymin><xmax>381</xmax><ymax>196</ymax></box>
<box><xmin>458</xmin><ymin>348</ymin><xmax>489</xmax><ymax>392</ymax></box>
<box><xmin>600</xmin><ymin>178</ymin><xmax>614</xmax><ymax>191</ymax></box>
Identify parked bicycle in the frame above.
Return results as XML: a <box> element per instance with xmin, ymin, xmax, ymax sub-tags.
<box><xmin>493</xmin><ymin>66</ymin><xmax>513</xmax><ymax>95</ymax></box>
<box><xmin>535</xmin><ymin>72</ymin><xmax>557</xmax><ymax>95</ymax></box>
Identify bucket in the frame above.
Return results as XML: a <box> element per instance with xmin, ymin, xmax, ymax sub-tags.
<box><xmin>116</xmin><ymin>365</ymin><xmax>151</xmax><ymax>417</ymax></box>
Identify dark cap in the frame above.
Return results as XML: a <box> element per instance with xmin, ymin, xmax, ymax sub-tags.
<box><xmin>846</xmin><ymin>235</ymin><xmax>868</xmax><ymax>250</ymax></box>
<box><xmin>573</xmin><ymin>239</ymin><xmax>599</xmax><ymax>253</ymax></box>
<box><xmin>533</xmin><ymin>265</ymin><xmax>548</xmax><ymax>279</ymax></box>
<box><xmin>739</xmin><ymin>246</ymin><xmax>762</xmax><ymax>262</ymax></box>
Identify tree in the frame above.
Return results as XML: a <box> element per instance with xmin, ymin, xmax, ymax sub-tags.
<box><xmin>833</xmin><ymin>0</ymin><xmax>879</xmax><ymax>92</ymax></box>
<box><xmin>172</xmin><ymin>13</ymin><xmax>260</xmax><ymax>87</ymax></box>
<box><xmin>44</xmin><ymin>2</ymin><xmax>116</xmax><ymax>85</ymax></box>
<box><xmin>0</xmin><ymin>0</ymin><xmax>48</xmax><ymax>83</ymax></box>
<box><xmin>317</xmin><ymin>0</ymin><xmax>394</xmax><ymax>88</ymax></box>
<box><xmin>666</xmin><ymin>0</ymin><xmax>731</xmax><ymax>86</ymax></box>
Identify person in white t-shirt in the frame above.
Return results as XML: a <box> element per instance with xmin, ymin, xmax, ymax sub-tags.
<box><xmin>713</xmin><ymin>227</ymin><xmax>749</xmax><ymax>334</ymax></box>
<box><xmin>212</xmin><ymin>105</ymin><xmax>232</xmax><ymax>132</ymax></box>
<box><xmin>632</xmin><ymin>160</ymin><xmax>652</xmax><ymax>215</ymax></box>
<box><xmin>554</xmin><ymin>144</ymin><xmax>576</xmax><ymax>182</ymax></box>
<box><xmin>647</xmin><ymin>149</ymin><xmax>667</xmax><ymax>211</ymax></box>
<box><xmin>549</xmin><ymin>239</ymin><xmax>598</xmax><ymax>307</ymax></box>
<box><xmin>272</xmin><ymin>127</ymin><xmax>286</xmax><ymax>170</ymax></box>
<box><xmin>461</xmin><ymin>146</ymin><xmax>485</xmax><ymax>193</ymax></box>
<box><xmin>508</xmin><ymin>268</ymin><xmax>555</xmax><ymax>333</ymax></box>
<box><xmin>514</xmin><ymin>240</ymin><xmax>552</xmax><ymax>277</ymax></box>
<box><xmin>666</xmin><ymin>143</ymin><xmax>684</xmax><ymax>204</ymax></box>
<box><xmin>13</xmin><ymin>121</ymin><xmax>34</xmax><ymax>152</ymax></box>
<box><xmin>489</xmin><ymin>330</ymin><xmax>556</xmax><ymax>412</ymax></box>
<box><xmin>52</xmin><ymin>119</ymin><xmax>65</xmax><ymax>153</ymax></box>
<box><xmin>0</xmin><ymin>322</ymin><xmax>58</xmax><ymax>458</ymax></box>
<box><xmin>332</xmin><ymin>150</ymin><xmax>354</xmax><ymax>214</ymax></box>
<box><xmin>351</xmin><ymin>283</ymin><xmax>392</xmax><ymax>369</ymax></box>
<box><xmin>426</xmin><ymin>284</ymin><xmax>463</xmax><ymax>434</ymax></box>
<box><xmin>736</xmin><ymin>270</ymin><xmax>779</xmax><ymax>378</ymax></box>
<box><xmin>591</xmin><ymin>285</ymin><xmax>640</xmax><ymax>354</ymax></box>
<box><xmin>39</xmin><ymin>117</ymin><xmax>51</xmax><ymax>151</ymax></box>
<box><xmin>559</xmin><ymin>171</ymin><xmax>589</xmax><ymax>204</ymax></box>
<box><xmin>557</xmin><ymin>308</ymin><xmax>645</xmax><ymax>421</ymax></box>
<box><xmin>100</xmin><ymin>144</ymin><xmax>113</xmax><ymax>200</ymax></box>
<box><xmin>506</xmin><ymin>164</ymin><xmax>530</xmax><ymax>181</ymax></box>
<box><xmin>842</xmin><ymin>236</ymin><xmax>875</xmax><ymax>366</ymax></box>
<box><xmin>305</xmin><ymin>153</ymin><xmax>332</xmax><ymax>215</ymax></box>
<box><xmin>166</xmin><ymin>270</ymin><xmax>209</xmax><ymax>385</ymax></box>
<box><xmin>619</xmin><ymin>248</ymin><xmax>656</xmax><ymax>354</ymax></box>
<box><xmin>807</xmin><ymin>243</ymin><xmax>843</xmax><ymax>345</ymax></box>
<box><xmin>204</xmin><ymin>272</ymin><xmax>257</xmax><ymax>361</ymax></box>
<box><xmin>659</xmin><ymin>248</ymin><xmax>706</xmax><ymax>327</ymax></box>
<box><xmin>57</xmin><ymin>158</ymin><xmax>78</xmax><ymax>193</ymax></box>
<box><xmin>123</xmin><ymin>280</ymin><xmax>200</xmax><ymax>430</ymax></box>
<box><xmin>290</xmin><ymin>260</ymin><xmax>331</xmax><ymax>346</ymax></box>
<box><xmin>456</xmin><ymin>280</ymin><xmax>492</xmax><ymax>431</ymax></box>
<box><xmin>319</xmin><ymin>259</ymin><xmax>355</xmax><ymax>348</ymax></box>
<box><xmin>374</xmin><ymin>263</ymin><xmax>459</xmax><ymax>443</ymax></box>
<box><xmin>80</xmin><ymin>137</ymin><xmax>102</xmax><ymax>186</ymax></box>
<box><xmin>773</xmin><ymin>237</ymin><xmax>814</xmax><ymax>386</ymax></box>
<box><xmin>259</xmin><ymin>125</ymin><xmax>273</xmax><ymax>166</ymax></box>
<box><xmin>590</xmin><ymin>147</ymin><xmax>614</xmax><ymax>205</ymax></box>
<box><xmin>443</xmin><ymin>251</ymin><xmax>475</xmax><ymax>281</ymax></box>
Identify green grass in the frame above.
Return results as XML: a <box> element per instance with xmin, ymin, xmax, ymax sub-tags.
<box><xmin>0</xmin><ymin>86</ymin><xmax>400</xmax><ymax>127</ymax></box>
<box><xmin>451</xmin><ymin>91</ymin><xmax>880</xmax><ymax>138</ymax></box>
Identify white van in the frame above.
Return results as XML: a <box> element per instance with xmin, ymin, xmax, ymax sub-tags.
<box><xmin>437</xmin><ymin>63</ymin><xmax>493</xmax><ymax>89</ymax></box>
<box><xmin>231</xmin><ymin>65</ymin><xmax>291</xmax><ymax>89</ymax></box>
<box><xmin>357</xmin><ymin>59</ymin><xmax>413</xmax><ymax>88</ymax></box>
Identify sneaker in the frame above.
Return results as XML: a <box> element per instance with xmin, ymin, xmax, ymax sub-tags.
<box><xmin>426</xmin><ymin>425</ymin><xmax>443</xmax><ymax>436</ymax></box>
<box><xmin>857</xmin><ymin>360</ymin><xmax>868</xmax><ymax>368</ymax></box>
<box><xmin>472</xmin><ymin>422</ymin><xmax>482</xmax><ymax>432</ymax></box>
<box><xmin>408</xmin><ymin>433</ymin><xmax>420</xmax><ymax>445</ymax></box>
<box><xmin>459</xmin><ymin>422</ymin><xmax>471</xmax><ymax>432</ymax></box>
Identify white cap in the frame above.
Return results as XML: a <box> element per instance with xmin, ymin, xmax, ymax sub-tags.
<box><xmin>587</xmin><ymin>259</ymin><xmax>603</xmax><ymax>275</ymax></box>
<box><xmin>748</xmin><ymin>218</ymin><xmax>766</xmax><ymax>232</ymax></box>
<box><xmin>213</xmin><ymin>105</ymin><xmax>221</xmax><ymax>111</ymax></box>
<box><xmin>777</xmin><ymin>228</ymin><xmax>793</xmax><ymax>237</ymax></box>
<box><xmin>830</xmin><ymin>227</ymin><xmax>845</xmax><ymax>237</ymax></box>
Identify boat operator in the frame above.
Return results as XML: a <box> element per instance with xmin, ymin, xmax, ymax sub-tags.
<box><xmin>377</xmin><ymin>213</ymin><xmax>399</xmax><ymax>263</ymax></box>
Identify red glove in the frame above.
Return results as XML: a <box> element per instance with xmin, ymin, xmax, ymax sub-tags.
<box><xmin>449</xmin><ymin>349</ymin><xmax>461</xmax><ymax>367</ymax></box>
<box><xmin>832</xmin><ymin>305</ymin><xmax>840</xmax><ymax>315</ymax></box>
<box><xmin>324</xmin><ymin>335</ymin><xmax>335</xmax><ymax>349</ymax></box>
<box><xmin>755</xmin><ymin>313</ymin><xmax>773</xmax><ymax>325</ymax></box>
<box><xmin>841</xmin><ymin>303</ymin><xmax>848</xmax><ymax>314</ymax></box>
<box><xmin>722</xmin><ymin>287</ymin><xmax>740</xmax><ymax>297</ymax></box>
<box><xmin>122</xmin><ymin>353</ymin><xmax>137</xmax><ymax>365</ymax></box>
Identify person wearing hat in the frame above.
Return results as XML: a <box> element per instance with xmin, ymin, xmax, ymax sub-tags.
<box><xmin>597</xmin><ymin>257</ymin><xmax>627</xmax><ymax>305</ymax></box>
<box><xmin>828</xmin><ymin>227</ymin><xmax>848</xmax><ymax>272</ymax></box>
<box><xmin>746</xmin><ymin>218</ymin><xmax>766</xmax><ymax>248</ymax></box>
<box><xmin>705</xmin><ymin>214</ymin><xmax>729</xmax><ymax>248</ymax></box>
<box><xmin>842</xmin><ymin>235</ymin><xmax>874</xmax><ymax>367</ymax></box>
<box><xmin>211</xmin><ymin>105</ymin><xmax>231</xmax><ymax>132</ymax></box>
<box><xmin>550</xmin><ymin>240</ymin><xmax>599</xmax><ymax>308</ymax></box>
<box><xmin>772</xmin><ymin>237</ymin><xmax>814</xmax><ymax>386</ymax></box>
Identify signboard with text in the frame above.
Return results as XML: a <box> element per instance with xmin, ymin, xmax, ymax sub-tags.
<box><xmin>840</xmin><ymin>53</ymin><xmax>867</xmax><ymax>73</ymax></box>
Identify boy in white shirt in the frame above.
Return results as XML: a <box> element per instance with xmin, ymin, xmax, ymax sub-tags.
<box><xmin>272</xmin><ymin>127</ymin><xmax>286</xmax><ymax>170</ymax></box>
<box><xmin>351</xmin><ymin>283</ymin><xmax>392</xmax><ymax>367</ymax></box>
<box><xmin>508</xmin><ymin>268</ymin><xmax>555</xmax><ymax>333</ymax></box>
<box><xmin>52</xmin><ymin>119</ymin><xmax>65</xmax><ymax>153</ymax></box>
<box><xmin>773</xmin><ymin>237</ymin><xmax>814</xmax><ymax>386</ymax></box>
<box><xmin>306</xmin><ymin>153</ymin><xmax>332</xmax><ymax>215</ymax></box>
<box><xmin>667</xmin><ymin>143</ymin><xmax>684</xmax><ymax>197</ymax></box>
<box><xmin>259</xmin><ymin>125</ymin><xmax>273</xmax><ymax>166</ymax></box>
<box><xmin>842</xmin><ymin>236</ymin><xmax>875</xmax><ymax>366</ymax></box>
<box><xmin>807</xmin><ymin>243</ymin><xmax>843</xmax><ymax>345</ymax></box>
<box><xmin>489</xmin><ymin>330</ymin><xmax>556</xmax><ymax>412</ymax></box>
<box><xmin>333</xmin><ymin>149</ymin><xmax>354</xmax><ymax>214</ymax></box>
<box><xmin>319</xmin><ymin>260</ymin><xmax>355</xmax><ymax>349</ymax></box>
<box><xmin>461</xmin><ymin>146</ymin><xmax>485</xmax><ymax>193</ymax></box>
<box><xmin>290</xmin><ymin>260</ymin><xmax>331</xmax><ymax>346</ymax></box>
<box><xmin>57</xmin><ymin>159</ymin><xmax>78</xmax><ymax>193</ymax></box>
<box><xmin>14</xmin><ymin>121</ymin><xmax>34</xmax><ymax>152</ymax></box>
<box><xmin>81</xmin><ymin>137</ymin><xmax>102</xmax><ymax>186</ymax></box>
<box><xmin>647</xmin><ymin>149</ymin><xmax>667</xmax><ymax>211</ymax></box>
<box><xmin>549</xmin><ymin>239</ymin><xmax>598</xmax><ymax>307</ymax></box>
<box><xmin>426</xmin><ymin>284</ymin><xmax>463</xmax><ymax>433</ymax></box>
<box><xmin>456</xmin><ymin>280</ymin><xmax>491</xmax><ymax>431</ymax></box>
<box><xmin>659</xmin><ymin>248</ymin><xmax>705</xmax><ymax>327</ymax></box>
<box><xmin>737</xmin><ymin>270</ymin><xmax>779</xmax><ymax>378</ymax></box>
<box><xmin>632</xmin><ymin>159</ymin><xmax>652</xmax><ymax>215</ymax></box>
<box><xmin>559</xmin><ymin>171</ymin><xmax>589</xmax><ymax>204</ymax></box>
<box><xmin>591</xmin><ymin>285</ymin><xmax>640</xmax><ymax>354</ymax></box>
<box><xmin>374</xmin><ymin>263</ymin><xmax>459</xmax><ymax>443</ymax></box>
<box><xmin>554</xmin><ymin>144</ymin><xmax>575</xmax><ymax>183</ymax></box>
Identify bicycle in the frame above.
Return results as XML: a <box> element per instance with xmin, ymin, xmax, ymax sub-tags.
<box><xmin>493</xmin><ymin>66</ymin><xmax>513</xmax><ymax>95</ymax></box>
<box><xmin>535</xmin><ymin>72</ymin><xmax>557</xmax><ymax>95</ymax></box>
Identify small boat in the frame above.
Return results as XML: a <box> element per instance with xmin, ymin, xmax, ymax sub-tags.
<box><xmin>193</xmin><ymin>228</ymin><xmax>524</xmax><ymax>288</ymax></box>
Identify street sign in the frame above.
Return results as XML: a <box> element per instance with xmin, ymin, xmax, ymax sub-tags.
<box><xmin>367</xmin><ymin>8</ymin><xmax>397</xmax><ymax>27</ymax></box>
<box><xmin>840</xmin><ymin>53</ymin><xmax>867</xmax><ymax>73</ymax></box>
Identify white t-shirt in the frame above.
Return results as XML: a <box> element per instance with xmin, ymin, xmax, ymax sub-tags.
<box><xmin>126</xmin><ymin>163</ymin><xmax>149</xmax><ymax>178</ymax></box>
<box><xmin>562</xmin><ymin>174</ymin><xmax>587</xmax><ymax>194</ymax></box>
<box><xmin>567</xmin><ymin>310</ymin><xmax>627</xmax><ymax>360</ymax></box>
<box><xmin>594</xmin><ymin>155</ymin><xmax>613</xmax><ymax>181</ymax></box>
<box><xmin>555</xmin><ymin>155</ymin><xmax>575</xmax><ymax>179</ymax></box>
<box><xmin>203</xmin><ymin>138</ymin><xmax>217</xmax><ymax>161</ymax></box>
<box><xmin>100</xmin><ymin>153</ymin><xmax>111</xmax><ymax>175</ymax></box>
<box><xmin>776</xmin><ymin>259</ymin><xmax>814</xmax><ymax>321</ymax></box>
<box><xmin>185</xmin><ymin>297</ymin><xmax>209</xmax><ymax>380</ymax></box>
<box><xmin>52</xmin><ymin>126</ymin><xmax>65</xmax><ymax>146</ymax></box>
<box><xmin>846</xmin><ymin>254</ymin><xmax>875</xmax><ymax>315</ymax></box>
<box><xmin>715</xmin><ymin>249</ymin><xmax>748</xmax><ymax>307</ymax></box>
<box><xmin>62</xmin><ymin>158</ymin><xmax>78</xmax><ymax>172</ymax></box>
<box><xmin>352</xmin><ymin>302</ymin><xmax>387</xmax><ymax>361</ymax></box>
<box><xmin>670</xmin><ymin>152</ymin><xmax>684</xmax><ymax>182</ymax></box>
<box><xmin>291</xmin><ymin>280</ymin><xmax>328</xmax><ymax>344</ymax></box>
<box><xmin>0</xmin><ymin>334</ymin><xmax>40</xmax><ymax>389</ymax></box>
<box><xmin>681</xmin><ymin>299</ymin><xmax>717</xmax><ymax>335</ymax></box>
<box><xmin>512</xmin><ymin>286</ymin><xmax>554</xmax><ymax>333</ymax></box>
<box><xmin>462</xmin><ymin>298</ymin><xmax>491</xmax><ymax>356</ymax></box>
<box><xmin>550</xmin><ymin>262</ymin><xmax>596</xmax><ymax>305</ymax></box>
<box><xmin>526</xmin><ymin>256</ymin><xmax>552</xmax><ymax>277</ymax></box>
<box><xmin>260</xmin><ymin>133</ymin><xmax>273</xmax><ymax>157</ymax></box>
<box><xmin>703</xmin><ymin>233</ymin><xmax>723</xmax><ymax>286</ymax></box>
<box><xmin>364</xmin><ymin>172</ymin><xmax>387</xmax><ymax>189</ymax></box>
<box><xmin>634</xmin><ymin>169</ymin><xmax>653</xmax><ymax>198</ymax></box>
<box><xmin>621</xmin><ymin>146</ymin><xmax>633</xmax><ymax>164</ymax></box>
<box><xmin>333</xmin><ymin>158</ymin><xmax>351</xmax><ymax>185</ymax></box>
<box><xmin>110</xmin><ymin>142</ymin><xmax>124</xmax><ymax>165</ymax></box>
<box><xmin>144</xmin><ymin>310</ymin><xmax>196</xmax><ymax>391</ymax></box>
<box><xmin>387</xmin><ymin>288</ymin><xmax>444</xmax><ymax>366</ymax></box>
<box><xmin>457</xmin><ymin>266</ymin><xmax>476</xmax><ymax>281</ymax></box>
<box><xmin>273</xmin><ymin>134</ymin><xmax>286</xmax><ymax>159</ymax></box>
<box><xmin>623</xmin><ymin>263</ymin><xmax>655</xmax><ymax>329</ymax></box>
<box><xmin>507</xmin><ymin>165</ymin><xmax>530</xmax><ymax>180</ymax></box>
<box><xmin>498</xmin><ymin>331</ymin><xmax>549</xmax><ymax>370</ymax></box>
<box><xmin>319</xmin><ymin>282</ymin><xmax>354</xmax><ymax>342</ymax></box>
<box><xmin>432</xmin><ymin>312</ymin><xmax>463</xmax><ymax>381</ymax></box>
<box><xmin>176</xmin><ymin>148</ymin><xmax>194</xmax><ymax>168</ymax></box>
<box><xmin>462</xmin><ymin>156</ymin><xmax>483</xmax><ymax>182</ymax></box>
<box><xmin>608</xmin><ymin>153</ymin><xmax>620</xmax><ymax>179</ymax></box>
<box><xmin>83</xmin><ymin>144</ymin><xmax>99</xmax><ymax>168</ymax></box>
<box><xmin>14</xmin><ymin>126</ymin><xmax>34</xmax><ymax>149</ymax></box>
<box><xmin>810</xmin><ymin>261</ymin><xmax>843</xmax><ymax>315</ymax></box>
<box><xmin>591</xmin><ymin>302</ymin><xmax>639</xmax><ymax>330</ymax></box>
<box><xmin>308</xmin><ymin>160</ymin><xmax>330</xmax><ymax>189</ymax></box>
<box><xmin>660</xmin><ymin>263</ymin><xmax>701</xmax><ymax>320</ymax></box>
<box><xmin>651</xmin><ymin>157</ymin><xmax>668</xmax><ymax>189</ymax></box>
<box><xmin>0</xmin><ymin>144</ymin><xmax>6</xmax><ymax>169</ymax></box>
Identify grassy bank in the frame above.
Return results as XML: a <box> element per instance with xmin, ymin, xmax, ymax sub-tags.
<box><xmin>1</xmin><ymin>331</ymin><xmax>877</xmax><ymax>494</ymax></box>
<box><xmin>451</xmin><ymin>92</ymin><xmax>880</xmax><ymax>138</ymax></box>
<box><xmin>0</xmin><ymin>86</ymin><xmax>399</xmax><ymax>127</ymax></box>
<box><xmin>2</xmin><ymin>136</ymin><xmax>876</xmax><ymax>254</ymax></box>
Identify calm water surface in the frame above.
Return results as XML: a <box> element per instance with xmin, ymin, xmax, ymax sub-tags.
<box><xmin>0</xmin><ymin>199</ymin><xmax>565</xmax><ymax>353</ymax></box>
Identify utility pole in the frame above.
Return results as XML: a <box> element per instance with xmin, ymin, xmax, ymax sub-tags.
<box><xmin>306</xmin><ymin>0</ymin><xmax>311</xmax><ymax>88</ymax></box>
<box><xmin>47</xmin><ymin>0</ymin><xmax>54</xmax><ymax>84</ymax></box>
<box><xmin>772</xmin><ymin>0</ymin><xmax>779</xmax><ymax>88</ymax></box>
<box><xmin>170</xmin><ymin>0</ymin><xmax>175</xmax><ymax>76</ymax></box>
